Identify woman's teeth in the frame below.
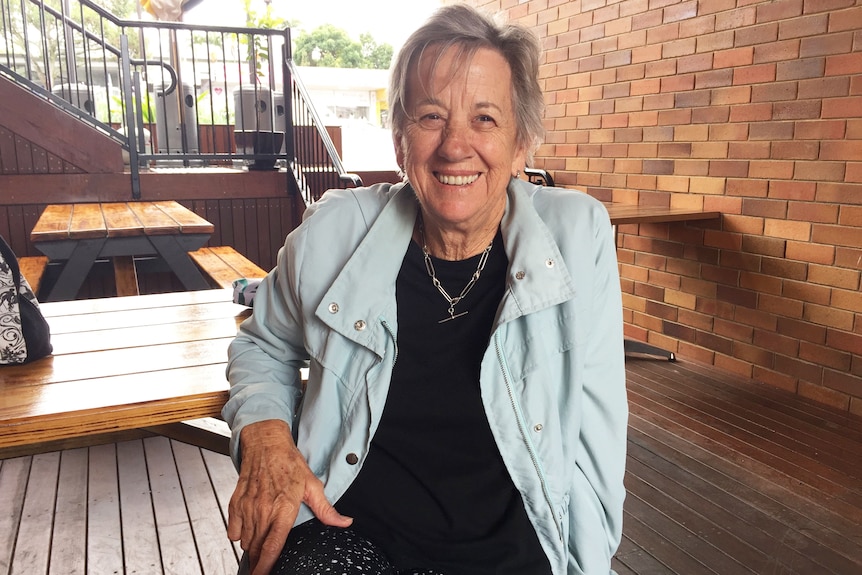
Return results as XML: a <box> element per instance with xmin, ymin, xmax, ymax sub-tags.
<box><xmin>436</xmin><ymin>173</ymin><xmax>479</xmax><ymax>186</ymax></box>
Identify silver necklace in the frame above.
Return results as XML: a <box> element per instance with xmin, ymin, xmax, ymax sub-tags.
<box><xmin>420</xmin><ymin>221</ymin><xmax>493</xmax><ymax>324</ymax></box>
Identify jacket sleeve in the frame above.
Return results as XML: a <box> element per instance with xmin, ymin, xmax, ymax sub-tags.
<box><xmin>221</xmin><ymin>224</ymin><xmax>310</xmax><ymax>471</ymax></box>
<box><xmin>569</xmin><ymin>202</ymin><xmax>628</xmax><ymax>573</ymax></box>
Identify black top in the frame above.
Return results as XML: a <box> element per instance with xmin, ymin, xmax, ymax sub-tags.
<box><xmin>337</xmin><ymin>231</ymin><xmax>551</xmax><ymax>574</ymax></box>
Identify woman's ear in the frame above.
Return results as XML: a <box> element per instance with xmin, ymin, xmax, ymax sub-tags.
<box><xmin>392</xmin><ymin>130</ymin><xmax>405</xmax><ymax>168</ymax></box>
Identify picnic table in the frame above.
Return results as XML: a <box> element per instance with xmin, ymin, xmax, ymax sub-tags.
<box><xmin>30</xmin><ymin>201</ymin><xmax>215</xmax><ymax>301</ymax></box>
<box><xmin>0</xmin><ymin>288</ymin><xmax>247</xmax><ymax>453</ymax></box>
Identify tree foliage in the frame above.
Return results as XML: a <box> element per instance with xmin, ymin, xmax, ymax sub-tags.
<box><xmin>294</xmin><ymin>25</ymin><xmax>392</xmax><ymax>69</ymax></box>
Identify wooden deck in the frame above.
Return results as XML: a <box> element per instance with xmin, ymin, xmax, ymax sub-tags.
<box><xmin>2</xmin><ymin>358</ymin><xmax>861</xmax><ymax>574</ymax></box>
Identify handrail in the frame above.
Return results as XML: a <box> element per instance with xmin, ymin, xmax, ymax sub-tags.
<box><xmin>3</xmin><ymin>0</ymin><xmax>359</xmax><ymax>201</ymax></box>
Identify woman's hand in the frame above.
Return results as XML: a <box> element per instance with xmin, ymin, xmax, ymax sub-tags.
<box><xmin>227</xmin><ymin>419</ymin><xmax>353</xmax><ymax>575</ymax></box>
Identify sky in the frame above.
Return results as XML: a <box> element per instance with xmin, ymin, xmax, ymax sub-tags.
<box><xmin>182</xmin><ymin>0</ymin><xmax>443</xmax><ymax>51</ymax></box>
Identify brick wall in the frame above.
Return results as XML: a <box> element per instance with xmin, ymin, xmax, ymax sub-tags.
<box><xmin>460</xmin><ymin>0</ymin><xmax>862</xmax><ymax>414</ymax></box>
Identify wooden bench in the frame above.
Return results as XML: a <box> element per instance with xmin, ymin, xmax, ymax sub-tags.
<box><xmin>189</xmin><ymin>246</ymin><xmax>267</xmax><ymax>289</ymax></box>
<box><xmin>18</xmin><ymin>255</ymin><xmax>49</xmax><ymax>294</ymax></box>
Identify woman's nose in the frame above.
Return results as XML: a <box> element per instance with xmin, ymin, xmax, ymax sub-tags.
<box><xmin>437</xmin><ymin>124</ymin><xmax>472</xmax><ymax>161</ymax></box>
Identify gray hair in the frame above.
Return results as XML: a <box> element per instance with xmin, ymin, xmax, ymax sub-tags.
<box><xmin>389</xmin><ymin>3</ymin><xmax>545</xmax><ymax>162</ymax></box>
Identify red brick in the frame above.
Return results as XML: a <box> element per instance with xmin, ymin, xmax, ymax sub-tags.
<box><xmin>753</xmin><ymin>329</ymin><xmax>801</xmax><ymax>357</ymax></box>
<box><xmin>826</xmin><ymin>328</ymin><xmax>862</xmax><ymax>356</ymax></box>
<box><xmin>839</xmin><ymin>206</ymin><xmax>862</xmax><ymax>227</ymax></box>
<box><xmin>619</xmin><ymin>29</ymin><xmax>648</xmax><ymax>50</ymax></box>
<box><xmin>751</xmin><ymin>81</ymin><xmax>799</xmax><ymax>102</ymax></box>
<box><xmin>728</xmin><ymin>142</ymin><xmax>771</xmax><ymax>160</ymax></box>
<box><xmin>660</xmin><ymin>74</ymin><xmax>695</xmax><ymax>93</ymax></box>
<box><xmin>733</xmin><ymin>63</ymin><xmax>777</xmax><ymax>85</ymax></box>
<box><xmin>820</xmin><ymin>370</ymin><xmax>862</xmax><ymax>402</ymax></box>
<box><xmin>828</xmin><ymin>6</ymin><xmax>862</xmax><ymax>33</ymax></box>
<box><xmin>764</xmin><ymin>218</ymin><xmax>812</xmax><ymax>241</ymax></box>
<box><xmin>773</xmin><ymin>100</ymin><xmax>822</xmax><ymax>120</ymax></box>
<box><xmin>714</xmin><ymin>46</ymin><xmax>755</xmax><ymax>69</ymax></box>
<box><xmin>798</xmin><ymin>77</ymin><xmax>850</xmax><ymax>99</ymax></box>
<box><xmin>632</xmin><ymin>44</ymin><xmax>663</xmax><ymax>63</ymax></box>
<box><xmin>696</xmin><ymin>31</ymin><xmax>735</xmax><ymax>53</ymax></box>
<box><xmin>691</xmin><ymin>142</ymin><xmax>731</xmax><ymax>159</ymax></box>
<box><xmin>675</xmin><ymin>91</ymin><xmax>711</xmax><ymax>108</ymax></box>
<box><xmin>753</xmin><ymin>39</ymin><xmax>801</xmax><ymax>63</ymax></box>
<box><xmin>743</xmin><ymin>235</ymin><xmax>787</xmax><ymax>257</ymax></box>
<box><xmin>724</xmin><ymin>214</ymin><xmax>766</xmax><ymax>236</ymax></box>
<box><xmin>715</xmin><ymin>317</ymin><xmax>756</xmax><ymax>342</ymax></box>
<box><xmin>808</xmin><ymin>263</ymin><xmax>861</xmax><ymax>290</ymax></box>
<box><xmin>794</xmin><ymin>161</ymin><xmax>847</xmax><ymax>183</ymax></box>
<box><xmin>778</xmin><ymin>13</ymin><xmax>829</xmax><ymax>39</ymax></box>
<box><xmin>695</xmin><ymin>69</ymin><xmax>734</xmax><ymax>89</ymax></box>
<box><xmin>800</xmin><ymin>342</ymin><xmax>851</xmax><ymax>370</ymax></box>
<box><xmin>631</xmin><ymin>9</ymin><xmax>663</xmax><ymax>31</ymax></box>
<box><xmin>658</xmin><ymin>109</ymin><xmax>692</xmax><ymax>125</ymax></box>
<box><xmin>664</xmin><ymin>0</ymin><xmax>697</xmax><ymax>23</ymax></box>
<box><xmin>847</xmin><ymin>163</ymin><xmax>862</xmax><ymax>183</ymax></box>
<box><xmin>800</xmin><ymin>31</ymin><xmax>855</xmax><ymax>57</ymax></box>
<box><xmin>774</xmin><ymin>355</ymin><xmax>824</xmax><ymax>386</ymax></box>
<box><xmin>803</xmin><ymin>0</ymin><xmax>856</xmax><ymax>13</ymax></box>
<box><xmin>776</xmin><ymin>57</ymin><xmax>826</xmax><ymax>81</ymax></box>
<box><xmin>735</xmin><ymin>23</ymin><xmax>779</xmax><ymax>47</ymax></box>
<box><xmin>805</xmin><ymin>302</ymin><xmax>856</xmax><ymax>330</ymax></box>
<box><xmin>769</xmin><ymin>180</ymin><xmax>817</xmax><ymax>201</ymax></box>
<box><xmin>798</xmin><ymin>120</ymin><xmax>847</xmax><ymax>141</ymax></box>
<box><xmin>605</xmin><ymin>50</ymin><xmax>633</xmax><ymax>68</ymax></box>
<box><xmin>748</xmin><ymin>159</ymin><xmax>795</xmax><ymax>179</ymax></box>
<box><xmin>772</xmin><ymin>141</ymin><xmax>820</xmax><ymax>160</ymax></box>
<box><xmin>711</xmin><ymin>86</ymin><xmax>753</xmax><ymax>105</ymax></box>
<box><xmin>679</xmin><ymin>14</ymin><xmax>717</xmax><ymax>38</ymax></box>
<box><xmin>750</xmin><ymin>121</ymin><xmax>795</xmax><ymax>140</ymax></box>
<box><xmin>675</xmin><ymin>159</ymin><xmax>710</xmax><ymax>176</ymax></box>
<box><xmin>832</xmin><ymin>288</ymin><xmax>862</xmax><ymax>313</ymax></box>
<box><xmin>798</xmin><ymin>382</ymin><xmax>851</xmax><ymax>412</ymax></box>
<box><xmin>729</xmin><ymin>102</ymin><xmax>774</xmax><ymax>122</ymax></box>
<box><xmin>593</xmin><ymin>4</ymin><xmax>621</xmax><ymax>25</ymax></box>
<box><xmin>783</xmin><ymin>279</ymin><xmax>832</xmax><ymax>304</ymax></box>
<box><xmin>811</xmin><ymin>223</ymin><xmax>862</xmax><ymax>249</ymax></box>
<box><xmin>825</xmin><ymin>52</ymin><xmax>862</xmax><ymax>76</ymax></box>
<box><xmin>630</xmin><ymin>111</ymin><xmax>660</xmax><ymax>127</ymax></box>
<box><xmin>715</xmin><ymin>6</ymin><xmax>757</xmax><ymax>31</ymax></box>
<box><xmin>786</xmin><ymin>240</ymin><xmax>836</xmax><ymax>264</ymax></box>
<box><xmin>823</xmin><ymin>97</ymin><xmax>862</xmax><ymax>118</ymax></box>
<box><xmin>757</xmin><ymin>0</ymin><xmax>804</xmax><ymax>23</ymax></box>
<box><xmin>820</xmin><ymin>142</ymin><xmax>862</xmax><ymax>163</ymax></box>
<box><xmin>709</xmin><ymin>158</ymin><xmax>750</xmax><ymax>175</ymax></box>
<box><xmin>742</xmin><ymin>198</ymin><xmax>788</xmax><ymax>218</ymax></box>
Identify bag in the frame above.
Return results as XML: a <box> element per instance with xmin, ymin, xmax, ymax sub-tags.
<box><xmin>0</xmin><ymin>235</ymin><xmax>53</xmax><ymax>364</ymax></box>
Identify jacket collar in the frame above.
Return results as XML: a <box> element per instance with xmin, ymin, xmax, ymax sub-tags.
<box><xmin>316</xmin><ymin>179</ymin><xmax>576</xmax><ymax>352</ymax></box>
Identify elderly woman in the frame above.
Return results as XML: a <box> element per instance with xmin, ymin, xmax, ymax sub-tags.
<box><xmin>223</xmin><ymin>4</ymin><xmax>627</xmax><ymax>575</ymax></box>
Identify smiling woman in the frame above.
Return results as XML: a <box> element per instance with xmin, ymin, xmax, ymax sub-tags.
<box><xmin>222</xmin><ymin>5</ymin><xmax>628</xmax><ymax>575</ymax></box>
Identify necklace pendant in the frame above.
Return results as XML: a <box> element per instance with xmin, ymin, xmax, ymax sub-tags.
<box><xmin>439</xmin><ymin>310</ymin><xmax>468</xmax><ymax>324</ymax></box>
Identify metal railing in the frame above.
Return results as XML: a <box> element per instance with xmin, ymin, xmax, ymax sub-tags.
<box><xmin>0</xmin><ymin>0</ymin><xmax>359</xmax><ymax>200</ymax></box>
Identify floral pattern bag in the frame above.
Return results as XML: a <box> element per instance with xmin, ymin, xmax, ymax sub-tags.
<box><xmin>0</xmin><ymin>235</ymin><xmax>52</xmax><ymax>365</ymax></box>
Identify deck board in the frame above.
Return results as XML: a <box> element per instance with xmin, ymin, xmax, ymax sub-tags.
<box><xmin>1</xmin><ymin>358</ymin><xmax>860</xmax><ymax>575</ymax></box>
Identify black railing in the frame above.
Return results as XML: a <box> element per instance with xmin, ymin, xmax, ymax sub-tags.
<box><xmin>0</xmin><ymin>0</ymin><xmax>359</xmax><ymax>199</ymax></box>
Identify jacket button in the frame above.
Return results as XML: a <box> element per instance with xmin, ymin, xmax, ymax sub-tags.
<box><xmin>328</xmin><ymin>302</ymin><xmax>339</xmax><ymax>313</ymax></box>
<box><xmin>346</xmin><ymin>453</ymin><xmax>359</xmax><ymax>465</ymax></box>
<box><xmin>354</xmin><ymin>320</ymin><xmax>366</xmax><ymax>331</ymax></box>
<box><xmin>515</xmin><ymin>270</ymin><xmax>526</xmax><ymax>280</ymax></box>
<box><xmin>534</xmin><ymin>423</ymin><xmax>543</xmax><ymax>432</ymax></box>
<box><xmin>545</xmin><ymin>259</ymin><xmax>555</xmax><ymax>268</ymax></box>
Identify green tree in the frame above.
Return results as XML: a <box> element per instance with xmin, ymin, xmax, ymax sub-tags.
<box><xmin>294</xmin><ymin>25</ymin><xmax>392</xmax><ymax>69</ymax></box>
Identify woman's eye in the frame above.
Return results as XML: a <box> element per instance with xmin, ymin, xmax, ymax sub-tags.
<box><xmin>475</xmin><ymin>115</ymin><xmax>496</xmax><ymax>126</ymax></box>
<box><xmin>417</xmin><ymin>114</ymin><xmax>444</xmax><ymax>128</ymax></box>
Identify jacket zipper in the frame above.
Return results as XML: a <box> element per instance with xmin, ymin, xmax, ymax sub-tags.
<box><xmin>493</xmin><ymin>331</ymin><xmax>564</xmax><ymax>543</ymax></box>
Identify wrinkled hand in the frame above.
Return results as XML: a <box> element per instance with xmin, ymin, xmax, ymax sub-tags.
<box><xmin>227</xmin><ymin>419</ymin><xmax>353</xmax><ymax>575</ymax></box>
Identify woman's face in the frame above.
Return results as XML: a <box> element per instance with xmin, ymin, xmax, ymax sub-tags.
<box><xmin>395</xmin><ymin>45</ymin><xmax>526</xmax><ymax>235</ymax></box>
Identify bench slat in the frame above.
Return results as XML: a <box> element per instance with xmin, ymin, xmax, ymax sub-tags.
<box><xmin>189</xmin><ymin>246</ymin><xmax>267</xmax><ymax>289</ymax></box>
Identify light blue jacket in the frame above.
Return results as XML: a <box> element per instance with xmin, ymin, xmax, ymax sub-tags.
<box><xmin>223</xmin><ymin>179</ymin><xmax>627</xmax><ymax>575</ymax></box>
